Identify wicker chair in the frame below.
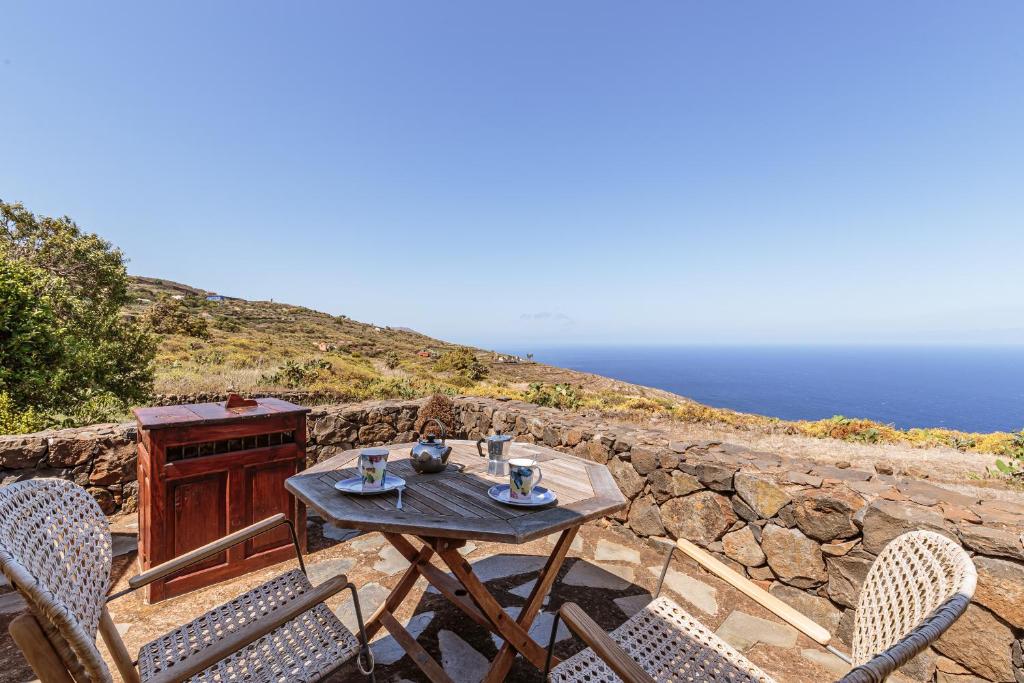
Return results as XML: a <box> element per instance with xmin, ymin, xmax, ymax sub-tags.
<box><xmin>0</xmin><ymin>479</ymin><xmax>374</xmax><ymax>683</ymax></box>
<box><xmin>545</xmin><ymin>531</ymin><xmax>976</xmax><ymax>683</ymax></box>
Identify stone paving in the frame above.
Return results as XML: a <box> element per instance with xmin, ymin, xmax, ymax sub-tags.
<box><xmin>0</xmin><ymin>514</ymin><xmax>879</xmax><ymax>683</ymax></box>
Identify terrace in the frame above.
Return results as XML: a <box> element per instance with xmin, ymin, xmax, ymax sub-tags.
<box><xmin>1</xmin><ymin>512</ymin><xmax>851</xmax><ymax>683</ymax></box>
<box><xmin>1</xmin><ymin>395</ymin><xmax>1021</xmax><ymax>682</ymax></box>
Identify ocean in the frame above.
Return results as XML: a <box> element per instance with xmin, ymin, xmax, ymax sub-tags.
<box><xmin>520</xmin><ymin>345</ymin><xmax>1024</xmax><ymax>433</ymax></box>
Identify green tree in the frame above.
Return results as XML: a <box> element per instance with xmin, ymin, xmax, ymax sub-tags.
<box><xmin>0</xmin><ymin>200</ymin><xmax>156</xmax><ymax>429</ymax></box>
<box><xmin>0</xmin><ymin>258</ymin><xmax>69</xmax><ymax>410</ymax></box>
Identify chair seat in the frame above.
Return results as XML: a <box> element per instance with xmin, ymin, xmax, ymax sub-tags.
<box><xmin>138</xmin><ymin>569</ymin><xmax>359</xmax><ymax>683</ymax></box>
<box><xmin>549</xmin><ymin>596</ymin><xmax>776</xmax><ymax>683</ymax></box>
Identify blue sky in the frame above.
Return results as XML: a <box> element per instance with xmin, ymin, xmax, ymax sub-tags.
<box><xmin>2</xmin><ymin>2</ymin><xmax>1022</xmax><ymax>349</ymax></box>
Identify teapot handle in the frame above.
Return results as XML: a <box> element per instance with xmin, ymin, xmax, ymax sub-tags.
<box><xmin>427</xmin><ymin>418</ymin><xmax>447</xmax><ymax>446</ymax></box>
<box><xmin>476</xmin><ymin>436</ymin><xmax>485</xmax><ymax>457</ymax></box>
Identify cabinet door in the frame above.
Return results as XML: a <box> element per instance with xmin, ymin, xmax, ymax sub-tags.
<box><xmin>243</xmin><ymin>459</ymin><xmax>297</xmax><ymax>557</ymax></box>
<box><xmin>169</xmin><ymin>472</ymin><xmax>229</xmax><ymax>572</ymax></box>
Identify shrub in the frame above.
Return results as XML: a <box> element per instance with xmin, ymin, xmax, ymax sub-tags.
<box><xmin>0</xmin><ymin>392</ymin><xmax>46</xmax><ymax>434</ymax></box>
<box><xmin>415</xmin><ymin>394</ymin><xmax>458</xmax><ymax>437</ymax></box>
<box><xmin>434</xmin><ymin>347</ymin><xmax>487</xmax><ymax>382</ymax></box>
<box><xmin>384</xmin><ymin>351</ymin><xmax>400</xmax><ymax>370</ymax></box>
<box><xmin>260</xmin><ymin>358</ymin><xmax>332</xmax><ymax>388</ymax></box>
<box><xmin>145</xmin><ymin>296</ymin><xmax>210</xmax><ymax>338</ymax></box>
<box><xmin>524</xmin><ymin>383</ymin><xmax>582</xmax><ymax>410</ymax></box>
<box><xmin>994</xmin><ymin>431</ymin><xmax>1024</xmax><ymax>479</ymax></box>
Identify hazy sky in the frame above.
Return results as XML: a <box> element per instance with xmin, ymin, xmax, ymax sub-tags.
<box><xmin>3</xmin><ymin>3</ymin><xmax>1022</xmax><ymax>349</ymax></box>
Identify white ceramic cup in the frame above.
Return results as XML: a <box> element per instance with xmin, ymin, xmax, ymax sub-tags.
<box><xmin>358</xmin><ymin>447</ymin><xmax>390</xmax><ymax>491</ymax></box>
<box><xmin>508</xmin><ymin>457</ymin><xmax>543</xmax><ymax>500</ymax></box>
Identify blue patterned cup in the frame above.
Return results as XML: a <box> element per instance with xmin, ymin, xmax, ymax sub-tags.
<box><xmin>508</xmin><ymin>458</ymin><xmax>543</xmax><ymax>500</ymax></box>
<box><xmin>358</xmin><ymin>447</ymin><xmax>389</xmax><ymax>491</ymax></box>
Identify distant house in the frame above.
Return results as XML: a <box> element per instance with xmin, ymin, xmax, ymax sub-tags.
<box><xmin>206</xmin><ymin>294</ymin><xmax>225</xmax><ymax>302</ymax></box>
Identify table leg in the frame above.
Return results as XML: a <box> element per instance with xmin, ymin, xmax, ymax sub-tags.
<box><xmin>386</xmin><ymin>533</ymin><xmax>493</xmax><ymax>630</ymax></box>
<box><xmin>364</xmin><ymin>539</ymin><xmax>434</xmax><ymax>639</ymax></box>
<box><xmin>378</xmin><ymin>610</ymin><xmax>454</xmax><ymax>683</ymax></box>
<box><xmin>484</xmin><ymin>526</ymin><xmax>578</xmax><ymax>682</ymax></box>
<box><xmin>368</xmin><ymin>529</ymin><xmax>579</xmax><ymax>682</ymax></box>
<box><xmin>434</xmin><ymin>540</ymin><xmax>565</xmax><ymax>674</ymax></box>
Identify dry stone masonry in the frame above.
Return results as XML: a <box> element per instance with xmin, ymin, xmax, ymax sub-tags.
<box><xmin>2</xmin><ymin>395</ymin><xmax>1023</xmax><ymax>682</ymax></box>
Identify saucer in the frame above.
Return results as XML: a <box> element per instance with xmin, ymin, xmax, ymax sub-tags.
<box><xmin>487</xmin><ymin>484</ymin><xmax>557</xmax><ymax>507</ymax></box>
<box><xmin>335</xmin><ymin>474</ymin><xmax>406</xmax><ymax>496</ymax></box>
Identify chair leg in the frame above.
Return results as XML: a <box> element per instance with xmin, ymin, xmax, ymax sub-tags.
<box><xmin>543</xmin><ymin>610</ymin><xmax>565</xmax><ymax>679</ymax></box>
<box><xmin>9</xmin><ymin>613</ymin><xmax>75</xmax><ymax>683</ymax></box>
<box><xmin>654</xmin><ymin>542</ymin><xmax>678</xmax><ymax>599</ymax></box>
<box><xmin>344</xmin><ymin>582</ymin><xmax>376</xmax><ymax>681</ymax></box>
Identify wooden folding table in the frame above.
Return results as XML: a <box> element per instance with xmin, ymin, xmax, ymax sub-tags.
<box><xmin>285</xmin><ymin>439</ymin><xmax>626</xmax><ymax>682</ymax></box>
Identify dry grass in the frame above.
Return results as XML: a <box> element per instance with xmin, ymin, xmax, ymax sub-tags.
<box><xmin>130</xmin><ymin>277</ymin><xmax>1022</xmax><ymax>478</ymax></box>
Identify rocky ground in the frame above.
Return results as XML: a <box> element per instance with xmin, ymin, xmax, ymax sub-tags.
<box><xmin>0</xmin><ymin>514</ymin><xmax>873</xmax><ymax>683</ymax></box>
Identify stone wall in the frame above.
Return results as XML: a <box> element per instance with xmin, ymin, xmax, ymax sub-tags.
<box><xmin>0</xmin><ymin>423</ymin><xmax>137</xmax><ymax>514</ymax></box>
<box><xmin>2</xmin><ymin>396</ymin><xmax>1023</xmax><ymax>681</ymax></box>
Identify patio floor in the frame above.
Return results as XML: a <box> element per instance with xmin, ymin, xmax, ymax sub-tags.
<box><xmin>1</xmin><ymin>514</ymin><xmax>866</xmax><ymax>683</ymax></box>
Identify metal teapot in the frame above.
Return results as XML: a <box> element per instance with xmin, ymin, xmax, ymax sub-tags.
<box><xmin>410</xmin><ymin>419</ymin><xmax>453</xmax><ymax>474</ymax></box>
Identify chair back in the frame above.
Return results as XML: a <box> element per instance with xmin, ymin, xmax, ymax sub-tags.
<box><xmin>0</xmin><ymin>479</ymin><xmax>114</xmax><ymax>683</ymax></box>
<box><xmin>841</xmin><ymin>530</ymin><xmax>975</xmax><ymax>682</ymax></box>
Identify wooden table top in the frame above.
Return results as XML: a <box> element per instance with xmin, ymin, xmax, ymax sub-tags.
<box><xmin>285</xmin><ymin>440</ymin><xmax>627</xmax><ymax>544</ymax></box>
<box><xmin>134</xmin><ymin>397</ymin><xmax>309</xmax><ymax>430</ymax></box>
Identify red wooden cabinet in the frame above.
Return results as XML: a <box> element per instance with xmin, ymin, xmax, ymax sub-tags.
<box><xmin>134</xmin><ymin>397</ymin><xmax>309</xmax><ymax>602</ymax></box>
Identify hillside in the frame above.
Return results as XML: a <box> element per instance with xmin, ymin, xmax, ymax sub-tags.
<box><xmin>127</xmin><ymin>277</ymin><xmax>1024</xmax><ymax>480</ymax></box>
<box><xmin>127</xmin><ymin>276</ymin><xmax>676</xmax><ymax>405</ymax></box>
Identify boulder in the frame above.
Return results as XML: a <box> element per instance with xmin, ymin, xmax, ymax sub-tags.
<box><xmin>960</xmin><ymin>525</ymin><xmax>1024</xmax><ymax>562</ymax></box>
<box><xmin>786</xmin><ymin>471</ymin><xmax>823</xmax><ymax>487</ymax></box>
<box><xmin>586</xmin><ymin>440</ymin><xmax>611</xmax><ymax>464</ymax></box>
<box><xmin>661</xmin><ymin>491</ymin><xmax>737</xmax><ymax>547</ymax></box>
<box><xmin>47</xmin><ymin>433</ymin><xmax>97</xmax><ymax>467</ymax></box>
<box><xmin>648</xmin><ymin>469</ymin><xmax>674</xmax><ymax>504</ymax></box>
<box><xmin>901</xmin><ymin>647</ymin><xmax>939</xmax><ymax>682</ymax></box>
<box><xmin>88</xmin><ymin>440</ymin><xmax>136</xmax><ymax>486</ymax></box>
<box><xmin>627</xmin><ymin>495</ymin><xmax>665</xmax><ymax>537</ymax></box>
<box><xmin>734</xmin><ymin>472</ymin><xmax>792</xmax><ymax>518</ymax></box>
<box><xmin>934</xmin><ymin>603</ymin><xmax>1015</xmax><ymax>682</ymax></box>
<box><xmin>974</xmin><ymin>556</ymin><xmax>1024</xmax><ymax>629</ymax></box>
<box><xmin>613</xmin><ymin>436</ymin><xmax>635</xmax><ymax>453</ymax></box>
<box><xmin>769</xmin><ymin>584</ymin><xmax>842</xmax><ymax>633</ymax></box>
<box><xmin>760</xmin><ymin>525</ymin><xmax>827</xmax><ymax>588</ymax></box>
<box><xmin>826</xmin><ymin>553</ymin><xmax>873</xmax><ymax>608</ymax></box>
<box><xmin>630</xmin><ymin>447</ymin><xmax>659</xmax><ymax>475</ymax></box>
<box><xmin>821</xmin><ymin>539</ymin><xmax>859</xmax><ymax>556</ymax></box>
<box><xmin>722</xmin><ymin>526</ymin><xmax>766</xmax><ymax>567</ymax></box>
<box><xmin>731</xmin><ymin>496</ymin><xmax>759</xmax><ymax>523</ymax></box>
<box><xmin>791</xmin><ymin>486</ymin><xmax>865</xmax><ymax>542</ymax></box>
<box><xmin>357</xmin><ymin>423</ymin><xmax>396</xmax><ymax>444</ymax></box>
<box><xmin>87</xmin><ymin>487</ymin><xmax>117</xmax><ymax>515</ymax></box>
<box><xmin>671</xmin><ymin>471</ymin><xmax>703</xmax><ymax>497</ymax></box>
<box><xmin>607</xmin><ymin>459</ymin><xmax>643</xmax><ymax>499</ymax></box>
<box><xmin>564</xmin><ymin>428</ymin><xmax>586</xmax><ymax>447</ymax></box>
<box><xmin>659</xmin><ymin>450</ymin><xmax>681</xmax><ymax>470</ymax></box>
<box><xmin>679</xmin><ymin>462</ymin><xmax>736</xmax><ymax>492</ymax></box>
<box><xmin>311</xmin><ymin>414</ymin><xmax>358</xmax><ymax>444</ymax></box>
<box><xmin>861</xmin><ymin>499</ymin><xmax>955</xmax><ymax>554</ymax></box>
<box><xmin>0</xmin><ymin>434</ymin><xmax>48</xmax><ymax>469</ymax></box>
